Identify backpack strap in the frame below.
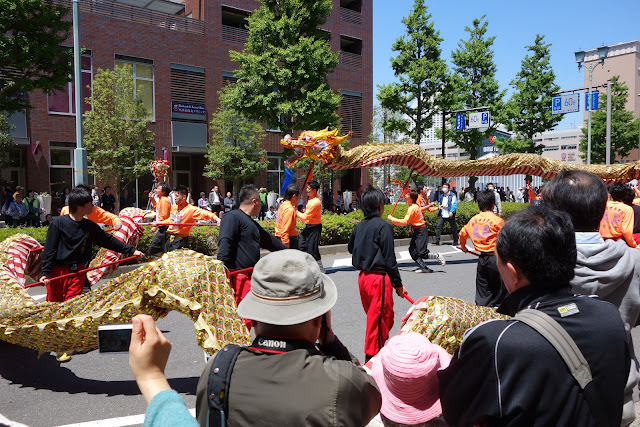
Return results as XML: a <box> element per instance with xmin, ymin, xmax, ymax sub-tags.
<box><xmin>514</xmin><ymin>308</ymin><xmax>610</xmax><ymax>426</ymax></box>
<box><xmin>207</xmin><ymin>344</ymin><xmax>245</xmax><ymax>427</ymax></box>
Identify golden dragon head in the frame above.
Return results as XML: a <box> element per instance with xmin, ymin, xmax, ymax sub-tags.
<box><xmin>281</xmin><ymin>128</ymin><xmax>351</xmax><ymax>169</ymax></box>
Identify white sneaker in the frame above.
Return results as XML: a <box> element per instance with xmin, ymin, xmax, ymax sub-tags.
<box><xmin>415</xmin><ymin>267</ymin><xmax>433</xmax><ymax>274</ymax></box>
<box><xmin>437</xmin><ymin>253</ymin><xmax>446</xmax><ymax>266</ymax></box>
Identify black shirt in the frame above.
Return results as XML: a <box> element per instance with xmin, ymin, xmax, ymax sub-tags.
<box><xmin>348</xmin><ymin>216</ymin><xmax>402</xmax><ymax>288</ymax></box>
<box><xmin>41</xmin><ymin>215</ymin><xmax>135</xmax><ymax>276</ymax></box>
<box><xmin>217</xmin><ymin>209</ymin><xmax>287</xmax><ymax>270</ymax></box>
<box><xmin>102</xmin><ymin>193</ymin><xmax>116</xmax><ymax>213</ymax></box>
<box><xmin>632</xmin><ymin>205</ymin><xmax>640</xmax><ymax>234</ymax></box>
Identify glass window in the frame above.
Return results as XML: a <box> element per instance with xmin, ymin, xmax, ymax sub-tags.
<box><xmin>47</xmin><ymin>54</ymin><xmax>92</xmax><ymax>115</ymax></box>
<box><xmin>50</xmin><ymin>149</ymin><xmax>72</xmax><ymax>166</ymax></box>
<box><xmin>266</xmin><ymin>155</ymin><xmax>283</xmax><ymax>194</ymax></box>
<box><xmin>115</xmin><ymin>59</ymin><xmax>155</xmax><ymax>119</ymax></box>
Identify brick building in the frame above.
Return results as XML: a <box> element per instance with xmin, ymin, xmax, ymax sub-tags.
<box><xmin>4</xmin><ymin>0</ymin><xmax>372</xmax><ymax>211</ymax></box>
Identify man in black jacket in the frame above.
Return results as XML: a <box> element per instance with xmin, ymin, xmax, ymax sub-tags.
<box><xmin>438</xmin><ymin>206</ymin><xmax>630</xmax><ymax>426</ymax></box>
<box><xmin>217</xmin><ymin>185</ymin><xmax>287</xmax><ymax>328</ymax></box>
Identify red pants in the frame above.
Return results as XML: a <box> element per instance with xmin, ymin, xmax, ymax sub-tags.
<box><xmin>358</xmin><ymin>271</ymin><xmax>394</xmax><ymax>358</ymax></box>
<box><xmin>46</xmin><ymin>265</ymin><xmax>86</xmax><ymax>302</ymax></box>
<box><xmin>231</xmin><ymin>272</ymin><xmax>252</xmax><ymax>331</ymax></box>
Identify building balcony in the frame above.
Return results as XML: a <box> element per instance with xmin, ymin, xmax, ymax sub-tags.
<box><xmin>221</xmin><ymin>24</ymin><xmax>249</xmax><ymax>44</ymax></box>
<box><xmin>340</xmin><ymin>51</ymin><xmax>362</xmax><ymax>68</ymax></box>
<box><xmin>340</xmin><ymin>7</ymin><xmax>361</xmax><ymax>25</ymax></box>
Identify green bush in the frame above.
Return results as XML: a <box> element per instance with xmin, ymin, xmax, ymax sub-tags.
<box><xmin>1</xmin><ymin>202</ymin><xmax>529</xmax><ymax>257</ymax></box>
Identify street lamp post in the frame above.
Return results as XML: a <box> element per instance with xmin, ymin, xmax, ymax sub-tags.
<box><xmin>72</xmin><ymin>0</ymin><xmax>88</xmax><ymax>186</ymax></box>
<box><xmin>574</xmin><ymin>45</ymin><xmax>608</xmax><ymax>165</ymax></box>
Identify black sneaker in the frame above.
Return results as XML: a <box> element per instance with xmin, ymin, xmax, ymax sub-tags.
<box><xmin>433</xmin><ymin>241</ymin><xmax>440</xmax><ymax>246</ymax></box>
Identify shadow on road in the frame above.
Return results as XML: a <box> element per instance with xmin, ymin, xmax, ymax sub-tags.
<box><xmin>0</xmin><ymin>341</ymin><xmax>198</xmax><ymax>396</ymax></box>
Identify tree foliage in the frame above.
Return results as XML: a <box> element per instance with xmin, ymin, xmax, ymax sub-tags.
<box><xmin>222</xmin><ymin>0</ymin><xmax>340</xmax><ymax>134</ymax></box>
<box><xmin>498</xmin><ymin>34</ymin><xmax>561</xmax><ymax>154</ymax></box>
<box><xmin>377</xmin><ymin>0</ymin><xmax>450</xmax><ymax>145</ymax></box>
<box><xmin>579</xmin><ymin>76</ymin><xmax>640</xmax><ymax>163</ymax></box>
<box><xmin>204</xmin><ymin>104</ymin><xmax>267</xmax><ymax>195</ymax></box>
<box><xmin>0</xmin><ymin>0</ymin><xmax>73</xmax><ymax>113</ymax></box>
<box><xmin>448</xmin><ymin>16</ymin><xmax>505</xmax><ymax>161</ymax></box>
<box><xmin>0</xmin><ymin>114</ymin><xmax>16</xmax><ymax>168</ymax></box>
<box><xmin>84</xmin><ymin>64</ymin><xmax>155</xmax><ymax>212</ymax></box>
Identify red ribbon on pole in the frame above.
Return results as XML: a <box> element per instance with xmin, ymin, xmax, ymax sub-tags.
<box><xmin>25</xmin><ymin>255</ymin><xmax>140</xmax><ymax>289</ymax></box>
<box><xmin>390</xmin><ymin>170</ymin><xmax>414</xmax><ymax>216</ymax></box>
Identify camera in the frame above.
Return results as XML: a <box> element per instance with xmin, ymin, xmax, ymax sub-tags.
<box><xmin>97</xmin><ymin>324</ymin><xmax>133</xmax><ymax>353</ymax></box>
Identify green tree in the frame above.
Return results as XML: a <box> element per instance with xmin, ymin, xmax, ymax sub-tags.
<box><xmin>579</xmin><ymin>76</ymin><xmax>640</xmax><ymax>163</ymax></box>
<box><xmin>1</xmin><ymin>0</ymin><xmax>73</xmax><ymax>113</ymax></box>
<box><xmin>84</xmin><ymin>64</ymin><xmax>155</xmax><ymax>213</ymax></box>
<box><xmin>204</xmin><ymin>105</ymin><xmax>267</xmax><ymax>196</ymax></box>
<box><xmin>377</xmin><ymin>0</ymin><xmax>450</xmax><ymax>145</ymax></box>
<box><xmin>222</xmin><ymin>0</ymin><xmax>340</xmax><ymax>134</ymax></box>
<box><xmin>0</xmin><ymin>114</ymin><xmax>16</xmax><ymax>168</ymax></box>
<box><xmin>498</xmin><ymin>34</ymin><xmax>561</xmax><ymax>154</ymax></box>
<box><xmin>448</xmin><ymin>16</ymin><xmax>505</xmax><ymax>189</ymax></box>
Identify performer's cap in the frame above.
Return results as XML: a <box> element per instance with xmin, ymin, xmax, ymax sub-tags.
<box><xmin>238</xmin><ymin>250</ymin><xmax>337</xmax><ymax>325</ymax></box>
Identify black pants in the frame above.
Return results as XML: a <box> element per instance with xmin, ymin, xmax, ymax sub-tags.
<box><xmin>409</xmin><ymin>226</ymin><xmax>429</xmax><ymax>269</ymax></box>
<box><xmin>435</xmin><ymin>213</ymin><xmax>458</xmax><ymax>244</ymax></box>
<box><xmin>289</xmin><ymin>236</ymin><xmax>299</xmax><ymax>250</ymax></box>
<box><xmin>259</xmin><ymin>205</ymin><xmax>266</xmax><ymax>220</ymax></box>
<box><xmin>476</xmin><ymin>254</ymin><xmax>507</xmax><ymax>307</ymax></box>
<box><xmin>299</xmin><ymin>223</ymin><xmax>322</xmax><ymax>261</ymax></box>
<box><xmin>148</xmin><ymin>228</ymin><xmax>188</xmax><ymax>255</ymax></box>
<box><xmin>212</xmin><ymin>204</ymin><xmax>221</xmax><ymax>215</ymax></box>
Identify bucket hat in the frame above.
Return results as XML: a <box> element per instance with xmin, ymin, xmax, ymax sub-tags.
<box><xmin>237</xmin><ymin>250</ymin><xmax>337</xmax><ymax>325</ymax></box>
<box><xmin>371</xmin><ymin>333</ymin><xmax>451</xmax><ymax>425</ymax></box>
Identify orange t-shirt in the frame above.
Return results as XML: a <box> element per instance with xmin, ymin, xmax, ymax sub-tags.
<box><xmin>459</xmin><ymin>211</ymin><xmax>504</xmax><ymax>253</ymax></box>
<box><xmin>599</xmin><ymin>200</ymin><xmax>637</xmax><ymax>248</ymax></box>
<box><xmin>275</xmin><ymin>200</ymin><xmax>298</xmax><ymax>246</ymax></box>
<box><xmin>297</xmin><ymin>196</ymin><xmax>321</xmax><ymax>225</ymax></box>
<box><xmin>60</xmin><ymin>205</ymin><xmax>120</xmax><ymax>226</ymax></box>
<box><xmin>155</xmin><ymin>196</ymin><xmax>171</xmax><ymax>222</ymax></box>
<box><xmin>160</xmin><ymin>203</ymin><xmax>219</xmax><ymax>237</ymax></box>
<box><xmin>389</xmin><ymin>204</ymin><xmax>425</xmax><ymax>228</ymax></box>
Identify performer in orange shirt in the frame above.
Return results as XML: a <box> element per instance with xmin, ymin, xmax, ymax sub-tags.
<box><xmin>600</xmin><ymin>182</ymin><xmax>637</xmax><ymax>248</ymax></box>
<box><xmin>155</xmin><ymin>185</ymin><xmax>220</xmax><ymax>253</ymax></box>
<box><xmin>147</xmin><ymin>182</ymin><xmax>172</xmax><ymax>256</ymax></box>
<box><xmin>297</xmin><ymin>180</ymin><xmax>324</xmax><ymax>271</ymax></box>
<box><xmin>416</xmin><ymin>184</ymin><xmax>437</xmax><ymax>213</ymax></box>
<box><xmin>459</xmin><ymin>189</ymin><xmax>508</xmax><ymax>307</ymax></box>
<box><xmin>60</xmin><ymin>185</ymin><xmax>122</xmax><ymax>230</ymax></box>
<box><xmin>275</xmin><ymin>184</ymin><xmax>300</xmax><ymax>249</ymax></box>
<box><xmin>388</xmin><ymin>190</ymin><xmax>445</xmax><ymax>273</ymax></box>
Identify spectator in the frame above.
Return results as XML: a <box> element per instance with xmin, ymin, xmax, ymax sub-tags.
<box><xmin>128</xmin><ymin>251</ymin><xmax>382</xmax><ymax>426</ymax></box>
<box><xmin>336</xmin><ymin>191</ymin><xmax>344</xmax><ymax>213</ymax></box>
<box><xmin>438</xmin><ymin>206</ymin><xmax>631</xmax><ymax>425</ymax></box>
<box><xmin>371</xmin><ymin>333</ymin><xmax>450</xmax><ymax>427</ymax></box>
<box><xmin>485</xmin><ymin>183</ymin><xmax>502</xmax><ymax>216</ymax></box>
<box><xmin>265</xmin><ymin>205</ymin><xmax>276</xmax><ymax>220</ymax></box>
<box><xmin>24</xmin><ymin>190</ymin><xmax>41</xmax><ymax>227</ymax></box>
<box><xmin>62</xmin><ymin>187</ymin><xmax>71</xmax><ymax>206</ymax></box>
<box><xmin>434</xmin><ymin>183</ymin><xmax>458</xmax><ymax>246</ymax></box>
<box><xmin>186</xmin><ymin>187</ymin><xmax>195</xmax><ymax>205</ymax></box>
<box><xmin>42</xmin><ymin>214</ymin><xmax>53</xmax><ymax>227</ymax></box>
<box><xmin>208</xmin><ymin>185</ymin><xmax>222</xmax><ymax>215</ymax></box>
<box><xmin>258</xmin><ymin>187</ymin><xmax>268</xmax><ymax>220</ymax></box>
<box><xmin>91</xmin><ymin>185</ymin><xmax>101</xmax><ymax>207</ymax></box>
<box><xmin>223</xmin><ymin>191</ymin><xmax>234</xmax><ymax>213</ymax></box>
<box><xmin>543</xmin><ymin>170</ymin><xmax>640</xmax><ymax>424</ymax></box>
<box><xmin>101</xmin><ymin>186</ymin><xmax>116</xmax><ymax>213</ymax></box>
<box><xmin>516</xmin><ymin>187</ymin><xmax>525</xmax><ymax>203</ymax></box>
<box><xmin>120</xmin><ymin>189</ymin><xmax>133</xmax><ymax>209</ymax></box>
<box><xmin>197</xmin><ymin>192</ymin><xmax>211</xmax><ymax>211</ymax></box>
<box><xmin>7</xmin><ymin>193</ymin><xmax>28</xmax><ymax>227</ymax></box>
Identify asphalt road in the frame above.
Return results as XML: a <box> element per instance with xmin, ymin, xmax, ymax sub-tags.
<box><xmin>2</xmin><ymin>242</ymin><xmax>639</xmax><ymax>426</ymax></box>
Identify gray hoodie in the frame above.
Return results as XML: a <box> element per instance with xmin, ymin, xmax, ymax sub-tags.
<box><xmin>571</xmin><ymin>232</ymin><xmax>640</xmax><ymax>425</ymax></box>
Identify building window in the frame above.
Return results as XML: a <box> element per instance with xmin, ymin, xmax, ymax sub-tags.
<box><xmin>340</xmin><ymin>35</ymin><xmax>362</xmax><ymax>67</ymax></box>
<box><xmin>561</xmin><ymin>144</ymin><xmax>577</xmax><ymax>150</ymax></box>
<box><xmin>561</xmin><ymin>135</ymin><xmax>577</xmax><ymax>140</ymax></box>
<box><xmin>543</xmin><ymin>145</ymin><xmax>559</xmax><ymax>151</ymax></box>
<box><xmin>115</xmin><ymin>55</ymin><xmax>155</xmax><ymax>119</ymax></box>
<box><xmin>172</xmin><ymin>155</ymin><xmax>191</xmax><ymax>188</ymax></box>
<box><xmin>170</xmin><ymin>63</ymin><xmax>206</xmax><ymax>105</ymax></box>
<box><xmin>221</xmin><ymin>6</ymin><xmax>250</xmax><ymax>44</ymax></box>
<box><xmin>266</xmin><ymin>155</ymin><xmax>284</xmax><ymax>194</ymax></box>
<box><xmin>48</xmin><ymin>54</ymin><xmax>92</xmax><ymax>115</ymax></box>
<box><xmin>340</xmin><ymin>0</ymin><xmax>361</xmax><ymax>24</ymax></box>
<box><xmin>222</xmin><ymin>71</ymin><xmax>238</xmax><ymax>87</ymax></box>
<box><xmin>49</xmin><ymin>142</ymin><xmax>76</xmax><ymax>202</ymax></box>
<box><xmin>340</xmin><ymin>90</ymin><xmax>363</xmax><ymax>138</ymax></box>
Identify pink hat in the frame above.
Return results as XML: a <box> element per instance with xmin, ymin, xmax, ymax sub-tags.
<box><xmin>371</xmin><ymin>333</ymin><xmax>451</xmax><ymax>425</ymax></box>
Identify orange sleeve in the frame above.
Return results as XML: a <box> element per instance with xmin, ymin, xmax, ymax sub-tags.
<box><xmin>60</xmin><ymin>206</ymin><xmax>69</xmax><ymax>215</ymax></box>
<box><xmin>192</xmin><ymin>207</ymin><xmax>219</xmax><ymax>222</ymax></box>
<box><xmin>88</xmin><ymin>207</ymin><xmax>120</xmax><ymax>225</ymax></box>
<box><xmin>157</xmin><ymin>197</ymin><xmax>171</xmax><ymax>221</ymax></box>
<box><xmin>458</xmin><ymin>223</ymin><xmax>470</xmax><ymax>248</ymax></box>
<box><xmin>622</xmin><ymin>209</ymin><xmax>637</xmax><ymax>248</ymax></box>
<box><xmin>390</xmin><ymin>204</ymin><xmax>423</xmax><ymax>227</ymax></box>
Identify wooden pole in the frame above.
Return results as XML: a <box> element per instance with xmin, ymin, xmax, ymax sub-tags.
<box><xmin>389</xmin><ymin>170</ymin><xmax>414</xmax><ymax>216</ymax></box>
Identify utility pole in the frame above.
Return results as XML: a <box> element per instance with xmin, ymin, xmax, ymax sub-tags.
<box><xmin>72</xmin><ymin>0</ymin><xmax>88</xmax><ymax>186</ymax></box>
<box><xmin>606</xmin><ymin>80</ymin><xmax>612</xmax><ymax>165</ymax></box>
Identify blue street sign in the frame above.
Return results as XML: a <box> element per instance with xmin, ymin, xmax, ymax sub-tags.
<box><xmin>586</xmin><ymin>90</ymin><xmax>600</xmax><ymax>111</ymax></box>
<box><xmin>481</xmin><ymin>111</ymin><xmax>490</xmax><ymax>126</ymax></box>
<box><xmin>552</xmin><ymin>94</ymin><xmax>580</xmax><ymax>115</ymax></box>
<box><xmin>591</xmin><ymin>90</ymin><xmax>599</xmax><ymax>110</ymax></box>
<box><xmin>552</xmin><ymin>96</ymin><xmax>562</xmax><ymax>114</ymax></box>
<box><xmin>455</xmin><ymin>113</ymin><xmax>465</xmax><ymax>130</ymax></box>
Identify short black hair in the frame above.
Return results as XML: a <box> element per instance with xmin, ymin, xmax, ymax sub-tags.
<box><xmin>157</xmin><ymin>182</ymin><xmax>171</xmax><ymax>197</ymax></box>
<box><xmin>477</xmin><ymin>189</ymin><xmax>495</xmax><ymax>212</ymax></box>
<box><xmin>174</xmin><ymin>185</ymin><xmax>189</xmax><ymax>197</ymax></box>
<box><xmin>361</xmin><ymin>187</ymin><xmax>386</xmax><ymax>218</ymax></box>
<box><xmin>541</xmin><ymin>170</ymin><xmax>607</xmax><ymax>232</ymax></box>
<box><xmin>239</xmin><ymin>184</ymin><xmax>258</xmax><ymax>205</ymax></box>
<box><xmin>497</xmin><ymin>206</ymin><xmax>576</xmax><ymax>290</ymax></box>
<box><xmin>441</xmin><ymin>182</ymin><xmax>450</xmax><ymax>188</ymax></box>
<box><xmin>609</xmin><ymin>182</ymin><xmax>634</xmax><ymax>205</ymax></box>
<box><xmin>104</xmin><ymin>186</ymin><xmax>111</xmax><ymax>191</ymax></box>
<box><xmin>68</xmin><ymin>188</ymin><xmax>93</xmax><ymax>213</ymax></box>
<box><xmin>284</xmin><ymin>184</ymin><xmax>300</xmax><ymax>201</ymax></box>
<box><xmin>407</xmin><ymin>190</ymin><xmax>418</xmax><ymax>204</ymax></box>
<box><xmin>76</xmin><ymin>184</ymin><xmax>92</xmax><ymax>194</ymax></box>
<box><xmin>307</xmin><ymin>180</ymin><xmax>320</xmax><ymax>191</ymax></box>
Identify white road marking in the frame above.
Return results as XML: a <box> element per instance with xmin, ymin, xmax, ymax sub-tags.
<box><xmin>31</xmin><ymin>294</ymin><xmax>46</xmax><ymax>301</ymax></box>
<box><xmin>57</xmin><ymin>409</ymin><xmax>196</xmax><ymax>427</ymax></box>
<box><xmin>326</xmin><ymin>246</ymin><xmax>466</xmax><ymax>272</ymax></box>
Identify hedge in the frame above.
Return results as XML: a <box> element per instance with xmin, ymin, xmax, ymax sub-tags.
<box><xmin>0</xmin><ymin>202</ymin><xmax>530</xmax><ymax>257</ymax></box>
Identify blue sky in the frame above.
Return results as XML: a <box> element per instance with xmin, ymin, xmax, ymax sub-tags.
<box><xmin>373</xmin><ymin>0</ymin><xmax>639</xmax><ymax>129</ymax></box>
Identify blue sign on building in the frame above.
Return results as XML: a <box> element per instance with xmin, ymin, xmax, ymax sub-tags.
<box><xmin>171</xmin><ymin>102</ymin><xmax>207</xmax><ymax>120</ymax></box>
